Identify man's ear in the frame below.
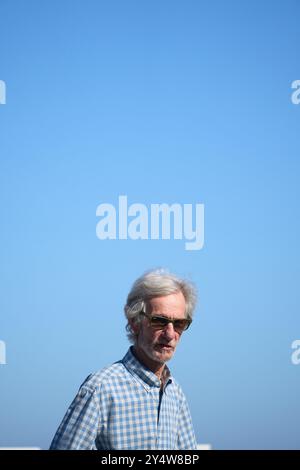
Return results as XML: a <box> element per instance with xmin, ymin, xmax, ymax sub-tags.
<box><xmin>129</xmin><ymin>318</ymin><xmax>140</xmax><ymax>336</ymax></box>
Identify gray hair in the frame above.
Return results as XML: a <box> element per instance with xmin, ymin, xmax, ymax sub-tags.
<box><xmin>124</xmin><ymin>268</ymin><xmax>197</xmax><ymax>343</ymax></box>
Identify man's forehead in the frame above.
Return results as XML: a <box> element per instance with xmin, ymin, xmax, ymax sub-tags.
<box><xmin>147</xmin><ymin>292</ymin><xmax>186</xmax><ymax>313</ymax></box>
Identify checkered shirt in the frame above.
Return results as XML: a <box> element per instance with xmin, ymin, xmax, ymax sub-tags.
<box><xmin>50</xmin><ymin>347</ymin><xmax>197</xmax><ymax>450</ymax></box>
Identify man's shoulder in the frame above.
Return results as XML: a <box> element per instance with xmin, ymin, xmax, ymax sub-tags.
<box><xmin>79</xmin><ymin>360</ymin><xmax>126</xmax><ymax>392</ymax></box>
<box><xmin>169</xmin><ymin>376</ymin><xmax>188</xmax><ymax>401</ymax></box>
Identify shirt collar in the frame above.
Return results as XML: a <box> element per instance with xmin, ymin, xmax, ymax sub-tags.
<box><xmin>122</xmin><ymin>346</ymin><xmax>173</xmax><ymax>390</ymax></box>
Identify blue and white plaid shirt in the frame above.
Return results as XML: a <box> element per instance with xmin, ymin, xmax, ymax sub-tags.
<box><xmin>50</xmin><ymin>347</ymin><xmax>197</xmax><ymax>450</ymax></box>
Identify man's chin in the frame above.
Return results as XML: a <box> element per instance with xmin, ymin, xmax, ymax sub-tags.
<box><xmin>152</xmin><ymin>347</ymin><xmax>175</xmax><ymax>362</ymax></box>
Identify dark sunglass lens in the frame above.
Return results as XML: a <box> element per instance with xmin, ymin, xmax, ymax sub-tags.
<box><xmin>151</xmin><ymin>316</ymin><xmax>169</xmax><ymax>328</ymax></box>
<box><xmin>174</xmin><ymin>320</ymin><xmax>189</xmax><ymax>331</ymax></box>
<box><xmin>174</xmin><ymin>321</ymin><xmax>184</xmax><ymax>331</ymax></box>
<box><xmin>149</xmin><ymin>315</ymin><xmax>191</xmax><ymax>332</ymax></box>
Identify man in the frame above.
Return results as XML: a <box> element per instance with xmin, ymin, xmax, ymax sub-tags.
<box><xmin>50</xmin><ymin>269</ymin><xmax>198</xmax><ymax>450</ymax></box>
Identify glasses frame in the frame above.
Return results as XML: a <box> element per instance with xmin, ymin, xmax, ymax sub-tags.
<box><xmin>140</xmin><ymin>311</ymin><xmax>192</xmax><ymax>333</ymax></box>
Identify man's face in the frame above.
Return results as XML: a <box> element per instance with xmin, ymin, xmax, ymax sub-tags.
<box><xmin>134</xmin><ymin>291</ymin><xmax>187</xmax><ymax>365</ymax></box>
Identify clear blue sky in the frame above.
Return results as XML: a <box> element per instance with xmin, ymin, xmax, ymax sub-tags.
<box><xmin>1</xmin><ymin>0</ymin><xmax>300</xmax><ymax>449</ymax></box>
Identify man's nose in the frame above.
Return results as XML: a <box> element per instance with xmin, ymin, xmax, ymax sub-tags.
<box><xmin>162</xmin><ymin>322</ymin><xmax>176</xmax><ymax>339</ymax></box>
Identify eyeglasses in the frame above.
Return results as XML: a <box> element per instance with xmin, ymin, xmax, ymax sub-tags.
<box><xmin>140</xmin><ymin>311</ymin><xmax>192</xmax><ymax>333</ymax></box>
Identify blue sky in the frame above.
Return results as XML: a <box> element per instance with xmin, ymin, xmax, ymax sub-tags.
<box><xmin>0</xmin><ymin>0</ymin><xmax>300</xmax><ymax>449</ymax></box>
